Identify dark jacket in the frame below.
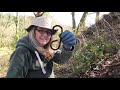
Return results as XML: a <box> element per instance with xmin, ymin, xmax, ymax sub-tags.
<box><xmin>6</xmin><ymin>35</ymin><xmax>74</xmax><ymax>78</ymax></box>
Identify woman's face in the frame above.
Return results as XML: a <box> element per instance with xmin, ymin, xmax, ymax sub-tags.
<box><xmin>35</xmin><ymin>27</ymin><xmax>52</xmax><ymax>47</ymax></box>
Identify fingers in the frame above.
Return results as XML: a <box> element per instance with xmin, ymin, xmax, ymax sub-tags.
<box><xmin>60</xmin><ymin>30</ymin><xmax>74</xmax><ymax>41</ymax></box>
<box><xmin>59</xmin><ymin>30</ymin><xmax>76</xmax><ymax>47</ymax></box>
<box><xmin>64</xmin><ymin>39</ymin><xmax>76</xmax><ymax>45</ymax></box>
<box><xmin>62</xmin><ymin>36</ymin><xmax>76</xmax><ymax>44</ymax></box>
<box><xmin>59</xmin><ymin>30</ymin><xmax>70</xmax><ymax>39</ymax></box>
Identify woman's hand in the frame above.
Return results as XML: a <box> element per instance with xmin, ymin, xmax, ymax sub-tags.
<box><xmin>59</xmin><ymin>30</ymin><xmax>76</xmax><ymax>49</ymax></box>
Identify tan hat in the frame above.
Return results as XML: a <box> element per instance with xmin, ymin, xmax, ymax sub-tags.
<box><xmin>26</xmin><ymin>16</ymin><xmax>53</xmax><ymax>32</ymax></box>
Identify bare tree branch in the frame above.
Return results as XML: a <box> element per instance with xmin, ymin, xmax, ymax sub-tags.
<box><xmin>33</xmin><ymin>12</ymin><xmax>45</xmax><ymax>17</ymax></box>
<box><xmin>77</xmin><ymin>12</ymin><xmax>88</xmax><ymax>31</ymax></box>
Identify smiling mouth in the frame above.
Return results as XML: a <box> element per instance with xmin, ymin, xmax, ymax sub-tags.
<box><xmin>39</xmin><ymin>38</ymin><xmax>47</xmax><ymax>42</ymax></box>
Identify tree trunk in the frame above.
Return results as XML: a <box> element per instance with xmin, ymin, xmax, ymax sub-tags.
<box><xmin>95</xmin><ymin>12</ymin><xmax>100</xmax><ymax>23</ymax></box>
<box><xmin>95</xmin><ymin>12</ymin><xmax>100</xmax><ymax>37</ymax></box>
<box><xmin>74</xmin><ymin>12</ymin><xmax>88</xmax><ymax>50</ymax></box>
<box><xmin>76</xmin><ymin>12</ymin><xmax>88</xmax><ymax>35</ymax></box>
<box><xmin>15</xmin><ymin>12</ymin><xmax>19</xmax><ymax>41</ymax></box>
<box><xmin>71</xmin><ymin>12</ymin><xmax>76</xmax><ymax>29</ymax></box>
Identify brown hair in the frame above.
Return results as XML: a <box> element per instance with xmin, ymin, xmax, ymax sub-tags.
<box><xmin>43</xmin><ymin>37</ymin><xmax>54</xmax><ymax>60</ymax></box>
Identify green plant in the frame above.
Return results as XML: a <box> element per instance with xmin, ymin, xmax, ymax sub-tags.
<box><xmin>73</xmin><ymin>41</ymin><xmax>106</xmax><ymax>73</ymax></box>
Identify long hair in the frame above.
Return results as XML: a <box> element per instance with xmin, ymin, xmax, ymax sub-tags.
<box><xmin>28</xmin><ymin>26</ymin><xmax>54</xmax><ymax>60</ymax></box>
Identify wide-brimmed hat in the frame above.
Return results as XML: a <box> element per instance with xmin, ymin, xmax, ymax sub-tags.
<box><xmin>26</xmin><ymin>16</ymin><xmax>57</xmax><ymax>34</ymax></box>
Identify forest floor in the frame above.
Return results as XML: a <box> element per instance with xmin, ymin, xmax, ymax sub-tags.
<box><xmin>54</xmin><ymin>50</ymin><xmax>120</xmax><ymax>78</ymax></box>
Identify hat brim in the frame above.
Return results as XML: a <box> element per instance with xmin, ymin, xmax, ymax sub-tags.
<box><xmin>25</xmin><ymin>25</ymin><xmax>33</xmax><ymax>32</ymax></box>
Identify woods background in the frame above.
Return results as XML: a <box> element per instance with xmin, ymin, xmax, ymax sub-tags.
<box><xmin>0</xmin><ymin>12</ymin><xmax>120</xmax><ymax>78</ymax></box>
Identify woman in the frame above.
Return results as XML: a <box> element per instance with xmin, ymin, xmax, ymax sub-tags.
<box><xmin>6</xmin><ymin>16</ymin><xmax>76</xmax><ymax>78</ymax></box>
